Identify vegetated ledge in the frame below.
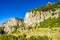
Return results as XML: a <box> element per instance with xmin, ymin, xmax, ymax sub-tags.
<box><xmin>28</xmin><ymin>1</ymin><xmax>60</xmax><ymax>12</ymax></box>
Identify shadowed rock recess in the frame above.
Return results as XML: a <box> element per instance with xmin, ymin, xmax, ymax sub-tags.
<box><xmin>0</xmin><ymin>1</ymin><xmax>60</xmax><ymax>40</ymax></box>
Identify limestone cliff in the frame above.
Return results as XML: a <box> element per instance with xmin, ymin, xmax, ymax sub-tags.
<box><xmin>0</xmin><ymin>1</ymin><xmax>60</xmax><ymax>32</ymax></box>
<box><xmin>1</xmin><ymin>17</ymin><xmax>24</xmax><ymax>32</ymax></box>
<box><xmin>24</xmin><ymin>9</ymin><xmax>60</xmax><ymax>27</ymax></box>
<box><xmin>24</xmin><ymin>2</ymin><xmax>60</xmax><ymax>26</ymax></box>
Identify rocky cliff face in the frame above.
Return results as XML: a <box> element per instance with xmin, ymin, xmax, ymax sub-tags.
<box><xmin>24</xmin><ymin>8</ymin><xmax>60</xmax><ymax>26</ymax></box>
<box><xmin>1</xmin><ymin>17</ymin><xmax>24</xmax><ymax>32</ymax></box>
<box><xmin>4</xmin><ymin>17</ymin><xmax>23</xmax><ymax>26</ymax></box>
<box><xmin>24</xmin><ymin>2</ymin><xmax>60</xmax><ymax>26</ymax></box>
<box><xmin>0</xmin><ymin>2</ymin><xmax>60</xmax><ymax>32</ymax></box>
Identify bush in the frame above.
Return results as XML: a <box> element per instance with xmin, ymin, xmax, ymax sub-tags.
<box><xmin>18</xmin><ymin>34</ymin><xmax>27</xmax><ymax>40</ymax></box>
<box><xmin>0</xmin><ymin>27</ymin><xmax>5</xmax><ymax>34</ymax></box>
<box><xmin>0</xmin><ymin>34</ymin><xmax>18</xmax><ymax>40</ymax></box>
<box><xmin>29</xmin><ymin>36</ymin><xmax>36</xmax><ymax>40</ymax></box>
<box><xmin>29</xmin><ymin>36</ymin><xmax>49</xmax><ymax>40</ymax></box>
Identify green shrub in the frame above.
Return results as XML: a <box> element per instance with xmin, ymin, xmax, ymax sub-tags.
<box><xmin>0</xmin><ymin>34</ymin><xmax>17</xmax><ymax>40</ymax></box>
<box><xmin>29</xmin><ymin>36</ymin><xmax>49</xmax><ymax>40</ymax></box>
<box><xmin>29</xmin><ymin>36</ymin><xmax>36</xmax><ymax>40</ymax></box>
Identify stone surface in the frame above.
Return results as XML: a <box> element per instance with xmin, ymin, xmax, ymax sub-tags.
<box><xmin>24</xmin><ymin>9</ymin><xmax>60</xmax><ymax>26</ymax></box>
<box><xmin>0</xmin><ymin>17</ymin><xmax>24</xmax><ymax>32</ymax></box>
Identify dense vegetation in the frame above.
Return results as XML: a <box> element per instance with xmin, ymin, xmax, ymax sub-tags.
<box><xmin>39</xmin><ymin>17</ymin><xmax>60</xmax><ymax>28</ymax></box>
<box><xmin>0</xmin><ymin>34</ymin><xmax>49</xmax><ymax>40</ymax></box>
<box><xmin>28</xmin><ymin>36</ymin><xmax>49</xmax><ymax>40</ymax></box>
<box><xmin>0</xmin><ymin>27</ymin><xmax>5</xmax><ymax>34</ymax></box>
<box><xmin>0</xmin><ymin>34</ymin><xmax>18</xmax><ymax>40</ymax></box>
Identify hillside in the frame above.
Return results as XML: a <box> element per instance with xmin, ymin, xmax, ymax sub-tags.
<box><xmin>24</xmin><ymin>1</ymin><xmax>60</xmax><ymax>26</ymax></box>
<box><xmin>29</xmin><ymin>1</ymin><xmax>60</xmax><ymax>12</ymax></box>
<box><xmin>0</xmin><ymin>1</ymin><xmax>60</xmax><ymax>40</ymax></box>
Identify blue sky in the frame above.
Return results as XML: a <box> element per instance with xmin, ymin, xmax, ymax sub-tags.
<box><xmin>0</xmin><ymin>0</ymin><xmax>58</xmax><ymax>24</ymax></box>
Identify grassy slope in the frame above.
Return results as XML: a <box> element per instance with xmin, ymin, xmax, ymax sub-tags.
<box><xmin>9</xmin><ymin>1</ymin><xmax>60</xmax><ymax>39</ymax></box>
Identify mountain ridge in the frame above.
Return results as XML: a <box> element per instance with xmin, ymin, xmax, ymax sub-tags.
<box><xmin>0</xmin><ymin>1</ymin><xmax>60</xmax><ymax>40</ymax></box>
<box><xmin>0</xmin><ymin>1</ymin><xmax>60</xmax><ymax>31</ymax></box>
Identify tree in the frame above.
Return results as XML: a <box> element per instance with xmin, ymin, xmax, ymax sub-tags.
<box><xmin>29</xmin><ymin>36</ymin><xmax>36</xmax><ymax>40</ymax></box>
<box><xmin>18</xmin><ymin>34</ymin><xmax>27</xmax><ymax>40</ymax></box>
<box><xmin>0</xmin><ymin>27</ymin><xmax>5</xmax><ymax>34</ymax></box>
<box><xmin>27</xmin><ymin>26</ymin><xmax>32</xmax><ymax>30</ymax></box>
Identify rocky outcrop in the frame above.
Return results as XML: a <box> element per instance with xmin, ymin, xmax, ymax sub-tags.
<box><xmin>24</xmin><ymin>8</ymin><xmax>60</xmax><ymax>26</ymax></box>
<box><xmin>0</xmin><ymin>1</ymin><xmax>60</xmax><ymax>32</ymax></box>
<box><xmin>1</xmin><ymin>17</ymin><xmax>24</xmax><ymax>32</ymax></box>
<box><xmin>24</xmin><ymin>1</ymin><xmax>60</xmax><ymax>26</ymax></box>
<box><xmin>3</xmin><ymin>17</ymin><xmax>23</xmax><ymax>26</ymax></box>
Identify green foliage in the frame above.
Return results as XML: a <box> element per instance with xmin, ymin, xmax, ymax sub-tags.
<box><xmin>29</xmin><ymin>1</ymin><xmax>60</xmax><ymax>12</ymax></box>
<box><xmin>28</xmin><ymin>36</ymin><xmax>49</xmax><ymax>40</ymax></box>
<box><xmin>13</xmin><ymin>26</ymin><xmax>19</xmax><ymax>31</ymax></box>
<box><xmin>32</xmin><ymin>17</ymin><xmax>60</xmax><ymax>28</ymax></box>
<box><xmin>55</xmin><ymin>1</ymin><xmax>60</xmax><ymax>5</ymax></box>
<box><xmin>0</xmin><ymin>27</ymin><xmax>5</xmax><ymax>34</ymax></box>
<box><xmin>18</xmin><ymin>34</ymin><xmax>27</xmax><ymax>40</ymax></box>
<box><xmin>51</xmin><ymin>13</ymin><xmax>55</xmax><ymax>15</ymax></box>
<box><xmin>0</xmin><ymin>34</ymin><xmax>49</xmax><ymax>40</ymax></box>
<box><xmin>36</xmin><ymin>36</ymin><xmax>48</xmax><ymax>40</ymax></box>
<box><xmin>0</xmin><ymin>34</ymin><xmax>18</xmax><ymax>40</ymax></box>
<box><xmin>39</xmin><ymin>17</ymin><xmax>60</xmax><ymax>28</ymax></box>
<box><xmin>27</xmin><ymin>26</ymin><xmax>32</xmax><ymax>30</ymax></box>
<box><xmin>29</xmin><ymin>36</ymin><xmax>36</xmax><ymax>40</ymax></box>
<box><xmin>11</xmin><ymin>26</ymin><xmax>19</xmax><ymax>34</ymax></box>
<box><xmin>20</xmin><ymin>23</ymin><xmax>25</xmax><ymax>27</ymax></box>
